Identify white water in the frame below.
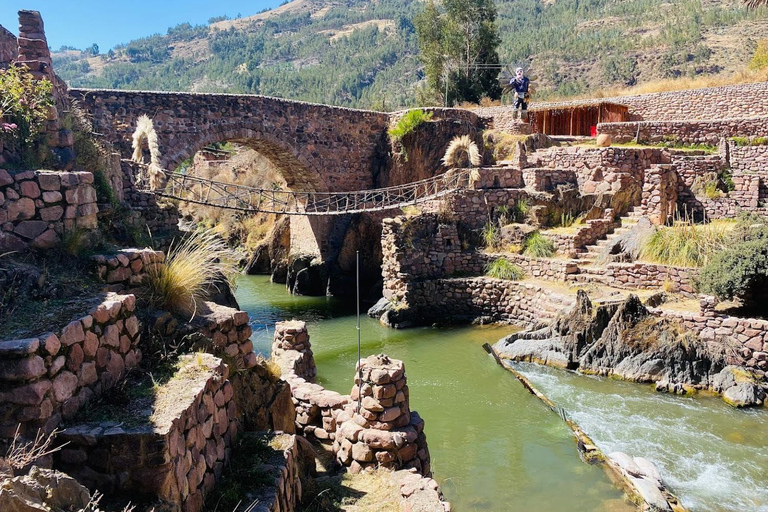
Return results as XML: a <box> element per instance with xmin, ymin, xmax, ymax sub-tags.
<box><xmin>517</xmin><ymin>363</ymin><xmax>768</xmax><ymax>512</ymax></box>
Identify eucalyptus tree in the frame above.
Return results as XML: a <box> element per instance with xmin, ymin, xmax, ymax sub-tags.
<box><xmin>415</xmin><ymin>0</ymin><xmax>502</xmax><ymax>105</ymax></box>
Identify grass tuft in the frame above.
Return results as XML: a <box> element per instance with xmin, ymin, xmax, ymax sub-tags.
<box><xmin>485</xmin><ymin>258</ymin><xmax>524</xmax><ymax>280</ymax></box>
<box><xmin>388</xmin><ymin>109</ymin><xmax>433</xmax><ymax>141</ymax></box>
<box><xmin>142</xmin><ymin>229</ymin><xmax>237</xmax><ymax>318</ymax></box>
<box><xmin>639</xmin><ymin>220</ymin><xmax>731</xmax><ymax>268</ymax></box>
<box><xmin>523</xmin><ymin>231</ymin><xmax>555</xmax><ymax>258</ymax></box>
<box><xmin>442</xmin><ymin>135</ymin><xmax>481</xmax><ymax>168</ymax></box>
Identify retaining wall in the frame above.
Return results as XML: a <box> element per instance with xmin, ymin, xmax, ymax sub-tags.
<box><xmin>0</xmin><ymin>293</ymin><xmax>140</xmax><ymax>439</ymax></box>
<box><xmin>0</xmin><ymin>170</ymin><xmax>98</xmax><ymax>252</ymax></box>
<box><xmin>598</xmin><ymin>116</ymin><xmax>768</xmax><ymax>145</ymax></box>
<box><xmin>56</xmin><ymin>354</ymin><xmax>236</xmax><ymax>512</ymax></box>
<box><xmin>92</xmin><ymin>248</ymin><xmax>165</xmax><ymax>289</ymax></box>
<box><xmin>658</xmin><ymin>298</ymin><xmax>768</xmax><ymax>370</ymax></box>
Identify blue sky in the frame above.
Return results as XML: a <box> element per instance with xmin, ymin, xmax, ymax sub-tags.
<box><xmin>1</xmin><ymin>1</ymin><xmax>282</xmax><ymax>51</ymax></box>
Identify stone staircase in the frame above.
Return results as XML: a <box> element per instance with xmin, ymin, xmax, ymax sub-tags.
<box><xmin>574</xmin><ymin>216</ymin><xmax>640</xmax><ymax>265</ymax></box>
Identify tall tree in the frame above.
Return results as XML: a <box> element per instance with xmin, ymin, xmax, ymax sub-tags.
<box><xmin>415</xmin><ymin>0</ymin><xmax>502</xmax><ymax>105</ymax></box>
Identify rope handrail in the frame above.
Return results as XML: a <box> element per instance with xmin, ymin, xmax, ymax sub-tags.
<box><xmin>124</xmin><ymin>160</ymin><xmax>474</xmax><ymax>216</ymax></box>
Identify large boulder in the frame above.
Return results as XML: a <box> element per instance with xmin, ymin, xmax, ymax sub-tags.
<box><xmin>0</xmin><ymin>466</ymin><xmax>90</xmax><ymax>512</ymax></box>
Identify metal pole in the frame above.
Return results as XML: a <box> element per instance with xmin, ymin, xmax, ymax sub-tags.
<box><xmin>356</xmin><ymin>250</ymin><xmax>362</xmax><ymax>413</ymax></box>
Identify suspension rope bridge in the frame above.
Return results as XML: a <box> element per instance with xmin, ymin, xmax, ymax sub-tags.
<box><xmin>125</xmin><ymin>161</ymin><xmax>474</xmax><ymax>216</ymax></box>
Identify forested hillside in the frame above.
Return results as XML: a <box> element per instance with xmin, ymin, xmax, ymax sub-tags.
<box><xmin>51</xmin><ymin>0</ymin><xmax>768</xmax><ymax>109</ymax></box>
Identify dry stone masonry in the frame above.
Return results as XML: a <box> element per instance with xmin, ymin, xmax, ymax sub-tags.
<box><xmin>271</xmin><ymin>321</ymin><xmax>348</xmax><ymax>443</ymax></box>
<box><xmin>598</xmin><ymin>116</ymin><xmax>768</xmax><ymax>145</ymax></box>
<box><xmin>334</xmin><ymin>354</ymin><xmax>432</xmax><ymax>477</ymax></box>
<box><xmin>0</xmin><ymin>169</ymin><xmax>98</xmax><ymax>252</ymax></box>
<box><xmin>0</xmin><ymin>293</ymin><xmax>140</xmax><ymax>440</ymax></box>
<box><xmin>92</xmin><ymin>248</ymin><xmax>165</xmax><ymax>290</ymax></box>
<box><xmin>56</xmin><ymin>353</ymin><xmax>237</xmax><ymax>512</ymax></box>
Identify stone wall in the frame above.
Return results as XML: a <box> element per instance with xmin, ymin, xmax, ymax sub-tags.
<box><xmin>246</xmin><ymin>433</ymin><xmax>306</xmax><ymax>512</ymax></box>
<box><xmin>119</xmin><ymin>160</ymin><xmax>181</xmax><ymax>235</ymax></box>
<box><xmin>607</xmin><ymin>81</ymin><xmax>768</xmax><ymax>121</ymax></box>
<box><xmin>0</xmin><ymin>25</ymin><xmax>16</xmax><ymax>65</ymax></box>
<box><xmin>334</xmin><ymin>354</ymin><xmax>432</xmax><ymax>477</ymax></box>
<box><xmin>381</xmin><ymin>214</ymin><xmax>486</xmax><ymax>301</ymax></box>
<box><xmin>0</xmin><ymin>169</ymin><xmax>98</xmax><ymax>252</ymax></box>
<box><xmin>503</xmin><ymin>253</ymin><xmax>579</xmax><ymax>281</ymax></box>
<box><xmin>271</xmin><ymin>321</ymin><xmax>348</xmax><ymax>443</ymax></box>
<box><xmin>657</xmin><ymin>299</ymin><xmax>768</xmax><ymax>370</ymax></box>
<box><xmin>575</xmin><ymin>262</ymin><xmax>698</xmax><ymax>296</ymax></box>
<box><xmin>405</xmin><ymin>277</ymin><xmax>574</xmax><ymax>326</ymax></box>
<box><xmin>56</xmin><ymin>353</ymin><xmax>236</xmax><ymax>511</ymax></box>
<box><xmin>598</xmin><ymin>116</ymin><xmax>768</xmax><ymax>145</ymax></box>
<box><xmin>638</xmin><ymin>164</ymin><xmax>678</xmax><ymax>224</ymax></box>
<box><xmin>522</xmin><ymin>167</ymin><xmax>577</xmax><ymax>191</ymax></box>
<box><xmin>92</xmin><ymin>248</ymin><xmax>165</xmax><ymax>290</ymax></box>
<box><xmin>475</xmin><ymin>166</ymin><xmax>524</xmax><ymax>189</ymax></box>
<box><xmin>0</xmin><ymin>293</ymin><xmax>140</xmax><ymax>440</ymax></box>
<box><xmin>15</xmin><ymin>11</ymin><xmax>73</xmax><ymax>166</ymax></box>
<box><xmin>192</xmin><ymin>303</ymin><xmax>259</xmax><ymax>371</ymax></box>
<box><xmin>538</xmin><ymin>81</ymin><xmax>768</xmax><ymax>121</ymax></box>
<box><xmin>729</xmin><ymin>143</ymin><xmax>768</xmax><ymax>174</ymax></box>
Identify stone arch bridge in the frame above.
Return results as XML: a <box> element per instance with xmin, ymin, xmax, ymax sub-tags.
<box><xmin>70</xmin><ymin>88</ymin><xmax>481</xmax><ymax>288</ymax></box>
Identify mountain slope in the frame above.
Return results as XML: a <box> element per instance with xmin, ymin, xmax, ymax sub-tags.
<box><xmin>52</xmin><ymin>0</ymin><xmax>768</xmax><ymax>109</ymax></box>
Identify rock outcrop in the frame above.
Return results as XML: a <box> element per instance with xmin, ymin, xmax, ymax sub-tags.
<box><xmin>495</xmin><ymin>291</ymin><xmax>767</xmax><ymax>406</ymax></box>
<box><xmin>0</xmin><ymin>466</ymin><xmax>90</xmax><ymax>512</ymax></box>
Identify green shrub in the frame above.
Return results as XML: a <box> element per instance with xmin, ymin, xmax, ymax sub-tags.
<box><xmin>639</xmin><ymin>220</ymin><xmax>730</xmax><ymax>267</ymax></box>
<box><xmin>485</xmin><ymin>258</ymin><xmax>524</xmax><ymax>280</ymax></box>
<box><xmin>753</xmin><ymin>137</ymin><xmax>768</xmax><ymax>146</ymax></box>
<box><xmin>511</xmin><ymin>198</ymin><xmax>530</xmax><ymax>222</ymax></box>
<box><xmin>388</xmin><ymin>109</ymin><xmax>433</xmax><ymax>141</ymax></box>
<box><xmin>62</xmin><ymin>227</ymin><xmax>92</xmax><ymax>258</ymax></box>
<box><xmin>0</xmin><ymin>66</ymin><xmax>54</xmax><ymax>168</ymax></box>
<box><xmin>704</xmin><ymin>181</ymin><xmax>721</xmax><ymax>199</ymax></box>
<box><xmin>523</xmin><ymin>231</ymin><xmax>555</xmax><ymax>258</ymax></box>
<box><xmin>697</xmin><ymin>239</ymin><xmax>768</xmax><ymax>302</ymax></box>
<box><xmin>720</xmin><ymin>168</ymin><xmax>735</xmax><ymax>192</ymax></box>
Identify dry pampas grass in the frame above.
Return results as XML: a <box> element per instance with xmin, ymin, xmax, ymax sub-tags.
<box><xmin>131</xmin><ymin>114</ymin><xmax>165</xmax><ymax>190</ymax></box>
<box><xmin>442</xmin><ymin>135</ymin><xmax>481</xmax><ymax>168</ymax></box>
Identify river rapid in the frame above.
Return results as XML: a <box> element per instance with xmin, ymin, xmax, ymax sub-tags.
<box><xmin>236</xmin><ymin>275</ymin><xmax>767</xmax><ymax>512</ymax></box>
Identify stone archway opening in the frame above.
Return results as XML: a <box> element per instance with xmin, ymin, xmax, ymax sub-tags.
<box><xmin>173</xmin><ymin>136</ymin><xmax>338</xmax><ymax>293</ymax></box>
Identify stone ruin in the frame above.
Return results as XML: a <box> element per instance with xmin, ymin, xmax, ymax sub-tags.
<box><xmin>334</xmin><ymin>354</ymin><xmax>431</xmax><ymax>476</ymax></box>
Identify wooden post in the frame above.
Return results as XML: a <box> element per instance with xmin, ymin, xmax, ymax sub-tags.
<box><xmin>569</xmin><ymin>109</ymin><xmax>574</xmax><ymax>136</ymax></box>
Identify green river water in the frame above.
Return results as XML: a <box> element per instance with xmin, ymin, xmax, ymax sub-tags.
<box><xmin>236</xmin><ymin>275</ymin><xmax>768</xmax><ymax>512</ymax></box>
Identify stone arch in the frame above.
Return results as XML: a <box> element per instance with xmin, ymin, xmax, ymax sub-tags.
<box><xmin>161</xmin><ymin>124</ymin><xmax>330</xmax><ymax>193</ymax></box>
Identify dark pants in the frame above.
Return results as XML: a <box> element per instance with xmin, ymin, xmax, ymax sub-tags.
<box><xmin>514</xmin><ymin>96</ymin><xmax>528</xmax><ymax>110</ymax></box>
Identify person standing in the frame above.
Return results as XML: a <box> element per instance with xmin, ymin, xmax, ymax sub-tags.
<box><xmin>509</xmin><ymin>67</ymin><xmax>530</xmax><ymax>121</ymax></box>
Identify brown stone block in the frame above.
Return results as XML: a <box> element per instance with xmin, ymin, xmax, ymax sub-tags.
<box><xmin>60</xmin><ymin>320</ymin><xmax>85</xmax><ymax>347</ymax></box>
<box><xmin>0</xmin><ymin>355</ymin><xmax>46</xmax><ymax>382</ymax></box>
<box><xmin>67</xmin><ymin>344</ymin><xmax>84</xmax><ymax>372</ymax></box>
<box><xmin>0</xmin><ymin>380</ymin><xmax>51</xmax><ymax>405</ymax></box>
<box><xmin>52</xmin><ymin>370</ymin><xmax>78</xmax><ymax>402</ymax></box>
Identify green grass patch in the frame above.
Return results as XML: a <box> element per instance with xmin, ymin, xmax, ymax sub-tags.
<box><xmin>388</xmin><ymin>109</ymin><xmax>433</xmax><ymax>141</ymax></box>
<box><xmin>640</xmin><ymin>220</ymin><xmax>732</xmax><ymax>268</ymax></box>
<box><xmin>485</xmin><ymin>258</ymin><xmax>524</xmax><ymax>280</ymax></box>
<box><xmin>523</xmin><ymin>231</ymin><xmax>556</xmax><ymax>258</ymax></box>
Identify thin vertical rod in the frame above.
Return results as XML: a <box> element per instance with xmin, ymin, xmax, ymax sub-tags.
<box><xmin>356</xmin><ymin>250</ymin><xmax>362</xmax><ymax>413</ymax></box>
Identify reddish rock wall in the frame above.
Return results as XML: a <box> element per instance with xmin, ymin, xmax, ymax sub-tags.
<box><xmin>0</xmin><ymin>169</ymin><xmax>98</xmax><ymax>252</ymax></box>
<box><xmin>0</xmin><ymin>293</ymin><xmax>140</xmax><ymax>440</ymax></box>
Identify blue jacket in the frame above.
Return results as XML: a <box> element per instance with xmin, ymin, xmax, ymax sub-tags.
<box><xmin>510</xmin><ymin>76</ymin><xmax>530</xmax><ymax>94</ymax></box>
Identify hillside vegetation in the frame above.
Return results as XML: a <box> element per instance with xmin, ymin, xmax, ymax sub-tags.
<box><xmin>51</xmin><ymin>0</ymin><xmax>768</xmax><ymax>109</ymax></box>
